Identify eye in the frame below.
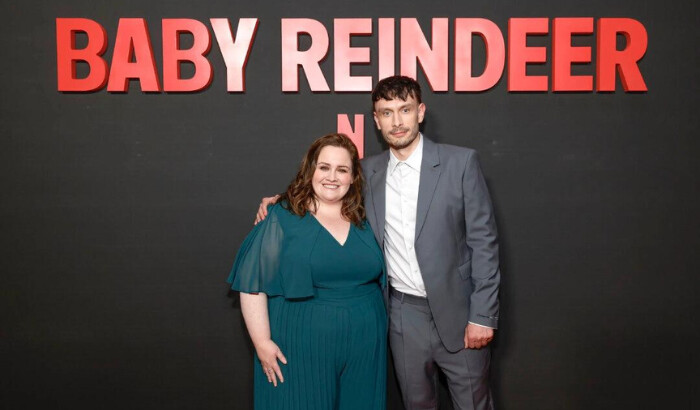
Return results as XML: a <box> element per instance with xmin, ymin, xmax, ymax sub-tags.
<box><xmin>382</xmin><ymin>111</ymin><xmax>391</xmax><ymax>117</ymax></box>
<box><xmin>318</xmin><ymin>165</ymin><xmax>329</xmax><ymax>171</ymax></box>
<box><xmin>338</xmin><ymin>168</ymin><xmax>349</xmax><ymax>173</ymax></box>
<box><xmin>402</xmin><ymin>107</ymin><xmax>410</xmax><ymax>113</ymax></box>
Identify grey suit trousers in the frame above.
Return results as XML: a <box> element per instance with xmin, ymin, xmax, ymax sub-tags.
<box><xmin>389</xmin><ymin>291</ymin><xmax>494</xmax><ymax>410</ymax></box>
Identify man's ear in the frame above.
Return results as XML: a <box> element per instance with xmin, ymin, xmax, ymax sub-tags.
<box><xmin>418</xmin><ymin>103</ymin><xmax>426</xmax><ymax>124</ymax></box>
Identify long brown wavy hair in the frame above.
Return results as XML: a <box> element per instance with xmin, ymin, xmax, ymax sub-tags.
<box><xmin>279</xmin><ymin>133</ymin><xmax>366</xmax><ymax>226</ymax></box>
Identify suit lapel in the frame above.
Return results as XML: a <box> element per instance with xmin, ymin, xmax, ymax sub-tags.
<box><xmin>415</xmin><ymin>137</ymin><xmax>441</xmax><ymax>240</ymax></box>
<box><xmin>368</xmin><ymin>152</ymin><xmax>389</xmax><ymax>245</ymax></box>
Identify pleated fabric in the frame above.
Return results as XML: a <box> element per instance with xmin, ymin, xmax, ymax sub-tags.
<box><xmin>255</xmin><ymin>284</ymin><xmax>386</xmax><ymax>410</ymax></box>
<box><xmin>239</xmin><ymin>217</ymin><xmax>386</xmax><ymax>410</ymax></box>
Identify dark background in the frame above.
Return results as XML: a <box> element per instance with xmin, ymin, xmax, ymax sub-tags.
<box><xmin>2</xmin><ymin>0</ymin><xmax>699</xmax><ymax>409</ymax></box>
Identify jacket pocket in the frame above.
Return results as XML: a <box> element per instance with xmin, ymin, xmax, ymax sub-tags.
<box><xmin>457</xmin><ymin>260</ymin><xmax>472</xmax><ymax>280</ymax></box>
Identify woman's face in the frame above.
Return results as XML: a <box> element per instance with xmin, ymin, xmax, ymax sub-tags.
<box><xmin>311</xmin><ymin>145</ymin><xmax>353</xmax><ymax>205</ymax></box>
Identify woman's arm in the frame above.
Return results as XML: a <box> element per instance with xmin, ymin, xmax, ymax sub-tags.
<box><xmin>240</xmin><ymin>292</ymin><xmax>287</xmax><ymax>386</ymax></box>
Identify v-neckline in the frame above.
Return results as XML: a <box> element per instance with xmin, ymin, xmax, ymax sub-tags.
<box><xmin>309</xmin><ymin>213</ymin><xmax>352</xmax><ymax>247</ymax></box>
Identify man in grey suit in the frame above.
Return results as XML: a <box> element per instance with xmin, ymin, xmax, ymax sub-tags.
<box><xmin>365</xmin><ymin>76</ymin><xmax>499</xmax><ymax>410</ymax></box>
<box><xmin>256</xmin><ymin>75</ymin><xmax>500</xmax><ymax>410</ymax></box>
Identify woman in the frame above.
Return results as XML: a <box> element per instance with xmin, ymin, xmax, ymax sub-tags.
<box><xmin>227</xmin><ymin>133</ymin><xmax>386</xmax><ymax>410</ymax></box>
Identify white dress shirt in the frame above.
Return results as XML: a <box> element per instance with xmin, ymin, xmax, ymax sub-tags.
<box><xmin>384</xmin><ymin>135</ymin><xmax>492</xmax><ymax>329</ymax></box>
<box><xmin>384</xmin><ymin>135</ymin><xmax>426</xmax><ymax>297</ymax></box>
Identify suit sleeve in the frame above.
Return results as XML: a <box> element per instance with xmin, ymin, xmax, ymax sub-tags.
<box><xmin>462</xmin><ymin>150</ymin><xmax>500</xmax><ymax>329</ymax></box>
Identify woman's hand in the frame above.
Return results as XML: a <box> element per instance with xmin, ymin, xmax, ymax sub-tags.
<box><xmin>239</xmin><ymin>293</ymin><xmax>286</xmax><ymax>385</ymax></box>
<box><xmin>255</xmin><ymin>339</ymin><xmax>287</xmax><ymax>387</ymax></box>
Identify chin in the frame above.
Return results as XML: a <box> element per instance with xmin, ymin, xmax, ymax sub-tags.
<box><xmin>388</xmin><ymin>138</ymin><xmax>413</xmax><ymax>150</ymax></box>
<box><xmin>385</xmin><ymin>133</ymin><xmax>417</xmax><ymax>149</ymax></box>
<box><xmin>315</xmin><ymin>191</ymin><xmax>347</xmax><ymax>204</ymax></box>
<box><xmin>321</xmin><ymin>197</ymin><xmax>343</xmax><ymax>205</ymax></box>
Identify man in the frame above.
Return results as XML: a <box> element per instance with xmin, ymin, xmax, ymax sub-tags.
<box><xmin>257</xmin><ymin>75</ymin><xmax>500</xmax><ymax>410</ymax></box>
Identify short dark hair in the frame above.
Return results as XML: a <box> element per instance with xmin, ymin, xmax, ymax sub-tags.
<box><xmin>371</xmin><ymin>75</ymin><xmax>422</xmax><ymax>110</ymax></box>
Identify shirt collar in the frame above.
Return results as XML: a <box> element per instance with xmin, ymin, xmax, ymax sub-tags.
<box><xmin>389</xmin><ymin>133</ymin><xmax>424</xmax><ymax>175</ymax></box>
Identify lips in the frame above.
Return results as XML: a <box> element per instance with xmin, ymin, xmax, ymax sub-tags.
<box><xmin>322</xmin><ymin>184</ymin><xmax>340</xmax><ymax>189</ymax></box>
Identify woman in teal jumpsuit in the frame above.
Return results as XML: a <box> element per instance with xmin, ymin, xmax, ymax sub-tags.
<box><xmin>228</xmin><ymin>134</ymin><xmax>386</xmax><ymax>410</ymax></box>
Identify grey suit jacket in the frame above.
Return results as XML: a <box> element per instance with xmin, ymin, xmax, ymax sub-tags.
<box><xmin>361</xmin><ymin>136</ymin><xmax>500</xmax><ymax>353</ymax></box>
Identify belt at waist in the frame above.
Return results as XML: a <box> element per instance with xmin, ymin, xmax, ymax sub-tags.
<box><xmin>390</xmin><ymin>287</ymin><xmax>429</xmax><ymax>306</ymax></box>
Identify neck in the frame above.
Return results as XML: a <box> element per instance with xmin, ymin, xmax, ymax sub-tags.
<box><xmin>390</xmin><ymin>133</ymin><xmax>421</xmax><ymax>161</ymax></box>
<box><xmin>312</xmin><ymin>199</ymin><xmax>343</xmax><ymax>216</ymax></box>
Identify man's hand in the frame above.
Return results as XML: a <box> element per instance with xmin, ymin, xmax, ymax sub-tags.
<box><xmin>254</xmin><ymin>195</ymin><xmax>280</xmax><ymax>225</ymax></box>
<box><xmin>464</xmin><ymin>323</ymin><xmax>494</xmax><ymax>349</ymax></box>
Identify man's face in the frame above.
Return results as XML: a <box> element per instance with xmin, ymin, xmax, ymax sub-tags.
<box><xmin>373</xmin><ymin>94</ymin><xmax>426</xmax><ymax>150</ymax></box>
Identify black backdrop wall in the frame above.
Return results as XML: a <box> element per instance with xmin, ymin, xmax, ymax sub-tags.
<box><xmin>2</xmin><ymin>0</ymin><xmax>699</xmax><ymax>409</ymax></box>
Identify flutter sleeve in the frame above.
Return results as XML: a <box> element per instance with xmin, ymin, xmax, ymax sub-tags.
<box><xmin>227</xmin><ymin>206</ymin><xmax>285</xmax><ymax>296</ymax></box>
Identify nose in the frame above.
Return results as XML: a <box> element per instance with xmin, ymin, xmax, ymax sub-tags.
<box><xmin>392</xmin><ymin>112</ymin><xmax>402</xmax><ymax>128</ymax></box>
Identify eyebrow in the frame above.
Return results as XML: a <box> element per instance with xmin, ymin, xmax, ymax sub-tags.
<box><xmin>382</xmin><ymin>104</ymin><xmax>412</xmax><ymax>111</ymax></box>
<box><xmin>318</xmin><ymin>162</ymin><xmax>350</xmax><ymax>169</ymax></box>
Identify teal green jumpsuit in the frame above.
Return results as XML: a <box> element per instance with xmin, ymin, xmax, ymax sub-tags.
<box><xmin>228</xmin><ymin>203</ymin><xmax>386</xmax><ymax>410</ymax></box>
